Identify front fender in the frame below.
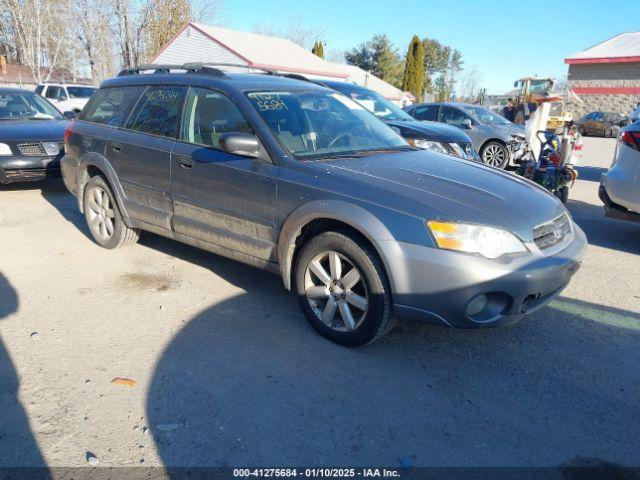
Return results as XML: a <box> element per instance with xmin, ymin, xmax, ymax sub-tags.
<box><xmin>277</xmin><ymin>200</ymin><xmax>398</xmax><ymax>291</ymax></box>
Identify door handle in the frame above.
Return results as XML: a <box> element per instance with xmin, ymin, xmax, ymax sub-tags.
<box><xmin>110</xmin><ymin>142</ymin><xmax>122</xmax><ymax>152</ymax></box>
<box><xmin>176</xmin><ymin>157</ymin><xmax>194</xmax><ymax>170</ymax></box>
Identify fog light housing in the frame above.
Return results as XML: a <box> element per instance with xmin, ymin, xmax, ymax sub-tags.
<box><xmin>42</xmin><ymin>142</ymin><xmax>61</xmax><ymax>156</ymax></box>
<box><xmin>466</xmin><ymin>294</ymin><xmax>488</xmax><ymax>316</ymax></box>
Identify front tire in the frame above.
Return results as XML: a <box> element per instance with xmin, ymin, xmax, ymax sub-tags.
<box><xmin>83</xmin><ymin>176</ymin><xmax>140</xmax><ymax>249</ymax></box>
<box><xmin>480</xmin><ymin>141</ymin><xmax>509</xmax><ymax>169</ymax></box>
<box><xmin>294</xmin><ymin>231</ymin><xmax>393</xmax><ymax>347</ymax></box>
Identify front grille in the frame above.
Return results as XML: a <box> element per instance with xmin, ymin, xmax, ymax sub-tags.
<box><xmin>17</xmin><ymin>142</ymin><xmax>47</xmax><ymax>156</ymax></box>
<box><xmin>3</xmin><ymin>167</ymin><xmax>61</xmax><ymax>179</ymax></box>
<box><xmin>533</xmin><ymin>213</ymin><xmax>571</xmax><ymax>251</ymax></box>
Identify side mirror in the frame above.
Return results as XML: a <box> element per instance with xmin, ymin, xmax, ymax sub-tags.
<box><xmin>63</xmin><ymin>110</ymin><xmax>77</xmax><ymax>119</ymax></box>
<box><xmin>219</xmin><ymin>132</ymin><xmax>261</xmax><ymax>158</ymax></box>
<box><xmin>461</xmin><ymin>119</ymin><xmax>473</xmax><ymax>129</ymax></box>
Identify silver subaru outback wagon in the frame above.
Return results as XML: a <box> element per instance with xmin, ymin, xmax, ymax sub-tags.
<box><xmin>61</xmin><ymin>64</ymin><xmax>587</xmax><ymax>347</ymax></box>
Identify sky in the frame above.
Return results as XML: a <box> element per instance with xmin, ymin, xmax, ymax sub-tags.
<box><xmin>221</xmin><ymin>0</ymin><xmax>640</xmax><ymax>94</ymax></box>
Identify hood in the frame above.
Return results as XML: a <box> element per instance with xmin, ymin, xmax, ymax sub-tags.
<box><xmin>0</xmin><ymin>119</ymin><xmax>68</xmax><ymax>142</ymax></box>
<box><xmin>490</xmin><ymin>122</ymin><xmax>525</xmax><ymax>138</ymax></box>
<box><xmin>308</xmin><ymin>150</ymin><xmax>565</xmax><ymax>241</ymax></box>
<box><xmin>386</xmin><ymin>119</ymin><xmax>471</xmax><ymax>143</ymax></box>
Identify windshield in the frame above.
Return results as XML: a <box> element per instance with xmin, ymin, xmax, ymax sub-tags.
<box><xmin>67</xmin><ymin>86</ymin><xmax>96</xmax><ymax>98</ymax></box>
<box><xmin>247</xmin><ymin>90</ymin><xmax>408</xmax><ymax>159</ymax></box>
<box><xmin>461</xmin><ymin>105</ymin><xmax>511</xmax><ymax>125</ymax></box>
<box><xmin>340</xmin><ymin>88</ymin><xmax>413</xmax><ymax>122</ymax></box>
<box><xmin>529</xmin><ymin>79</ymin><xmax>551</xmax><ymax>93</ymax></box>
<box><xmin>0</xmin><ymin>91</ymin><xmax>63</xmax><ymax>120</ymax></box>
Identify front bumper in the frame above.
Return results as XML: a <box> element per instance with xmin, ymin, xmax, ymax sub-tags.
<box><xmin>382</xmin><ymin>223</ymin><xmax>587</xmax><ymax>328</ymax></box>
<box><xmin>0</xmin><ymin>155</ymin><xmax>62</xmax><ymax>183</ymax></box>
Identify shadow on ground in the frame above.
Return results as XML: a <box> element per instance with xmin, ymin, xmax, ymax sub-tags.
<box><xmin>140</xmin><ymin>234</ymin><xmax>640</xmax><ymax>469</ymax></box>
<box><xmin>0</xmin><ymin>273</ymin><xmax>49</xmax><ymax>472</ymax></box>
<box><xmin>566</xmin><ymin>198</ymin><xmax>640</xmax><ymax>255</ymax></box>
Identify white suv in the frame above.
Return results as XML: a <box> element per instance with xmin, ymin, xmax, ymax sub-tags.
<box><xmin>35</xmin><ymin>83</ymin><xmax>97</xmax><ymax>113</ymax></box>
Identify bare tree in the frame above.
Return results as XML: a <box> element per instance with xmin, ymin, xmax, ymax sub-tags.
<box><xmin>1</xmin><ymin>0</ymin><xmax>66</xmax><ymax>83</ymax></box>
<box><xmin>74</xmin><ymin>0</ymin><xmax>115</xmax><ymax>81</ymax></box>
<box><xmin>457</xmin><ymin>66</ymin><xmax>483</xmax><ymax>103</ymax></box>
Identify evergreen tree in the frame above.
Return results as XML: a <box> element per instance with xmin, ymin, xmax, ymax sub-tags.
<box><xmin>311</xmin><ymin>41</ymin><xmax>324</xmax><ymax>58</ymax></box>
<box><xmin>346</xmin><ymin>35</ymin><xmax>403</xmax><ymax>88</ymax></box>
<box><xmin>402</xmin><ymin>35</ymin><xmax>425</xmax><ymax>101</ymax></box>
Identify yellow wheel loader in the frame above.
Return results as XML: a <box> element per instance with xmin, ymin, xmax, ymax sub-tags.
<box><xmin>512</xmin><ymin>77</ymin><xmax>572</xmax><ymax>133</ymax></box>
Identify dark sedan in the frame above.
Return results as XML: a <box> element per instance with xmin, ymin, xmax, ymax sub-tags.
<box><xmin>575</xmin><ymin>111</ymin><xmax>628</xmax><ymax>138</ymax></box>
<box><xmin>317</xmin><ymin>80</ymin><xmax>478</xmax><ymax>161</ymax></box>
<box><xmin>0</xmin><ymin>88</ymin><xmax>68</xmax><ymax>184</ymax></box>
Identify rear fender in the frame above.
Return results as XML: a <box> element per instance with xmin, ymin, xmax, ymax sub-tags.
<box><xmin>76</xmin><ymin>153</ymin><xmax>129</xmax><ymax>221</ymax></box>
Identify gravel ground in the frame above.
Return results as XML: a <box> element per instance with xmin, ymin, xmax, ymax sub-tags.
<box><xmin>0</xmin><ymin>137</ymin><xmax>638</xmax><ymax>471</ymax></box>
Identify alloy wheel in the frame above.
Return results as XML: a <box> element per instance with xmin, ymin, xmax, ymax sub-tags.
<box><xmin>482</xmin><ymin>144</ymin><xmax>506</xmax><ymax>167</ymax></box>
<box><xmin>304</xmin><ymin>251</ymin><xmax>369</xmax><ymax>332</ymax></box>
<box><xmin>86</xmin><ymin>186</ymin><xmax>115</xmax><ymax>241</ymax></box>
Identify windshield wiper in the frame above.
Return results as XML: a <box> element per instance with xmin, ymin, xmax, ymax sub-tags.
<box><xmin>306</xmin><ymin>146</ymin><xmax>417</xmax><ymax>161</ymax></box>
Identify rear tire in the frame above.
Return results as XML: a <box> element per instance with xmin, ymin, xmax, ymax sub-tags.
<box><xmin>83</xmin><ymin>175</ymin><xmax>140</xmax><ymax>249</ymax></box>
<box><xmin>294</xmin><ymin>231</ymin><xmax>393</xmax><ymax>347</ymax></box>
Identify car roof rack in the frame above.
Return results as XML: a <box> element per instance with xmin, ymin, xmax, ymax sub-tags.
<box><xmin>117</xmin><ymin>63</ymin><xmax>227</xmax><ymax>77</ymax></box>
<box><xmin>117</xmin><ymin>62</ymin><xmax>324</xmax><ymax>84</ymax></box>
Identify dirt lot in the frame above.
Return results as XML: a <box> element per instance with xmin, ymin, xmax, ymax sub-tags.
<box><xmin>0</xmin><ymin>137</ymin><xmax>639</xmax><ymax>470</ymax></box>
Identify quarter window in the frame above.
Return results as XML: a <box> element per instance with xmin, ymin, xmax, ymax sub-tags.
<box><xmin>80</xmin><ymin>86</ymin><xmax>144</xmax><ymax>127</ymax></box>
<box><xmin>126</xmin><ymin>86</ymin><xmax>185</xmax><ymax>138</ymax></box>
<box><xmin>180</xmin><ymin>87</ymin><xmax>253</xmax><ymax>148</ymax></box>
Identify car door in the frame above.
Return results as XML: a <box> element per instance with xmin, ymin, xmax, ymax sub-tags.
<box><xmin>586</xmin><ymin>112</ymin><xmax>602</xmax><ymax>135</ymax></box>
<box><xmin>108</xmin><ymin>85</ymin><xmax>185</xmax><ymax>230</ymax></box>
<box><xmin>170</xmin><ymin>87</ymin><xmax>278</xmax><ymax>263</ymax></box>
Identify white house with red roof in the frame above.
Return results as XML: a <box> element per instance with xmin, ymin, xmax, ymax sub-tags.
<box><xmin>152</xmin><ymin>22</ymin><xmax>413</xmax><ymax>106</ymax></box>
<box><xmin>565</xmin><ymin>32</ymin><xmax>640</xmax><ymax>117</ymax></box>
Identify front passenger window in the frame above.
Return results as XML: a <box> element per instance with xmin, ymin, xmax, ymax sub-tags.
<box><xmin>180</xmin><ymin>87</ymin><xmax>253</xmax><ymax>148</ymax></box>
<box><xmin>440</xmin><ymin>106</ymin><xmax>469</xmax><ymax>127</ymax></box>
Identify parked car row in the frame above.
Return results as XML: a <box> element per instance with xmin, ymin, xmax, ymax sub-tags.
<box><xmin>4</xmin><ymin>65</ymin><xmax>613</xmax><ymax>346</ymax></box>
<box><xmin>52</xmin><ymin>63</ymin><xmax>586</xmax><ymax>346</ymax></box>
<box><xmin>403</xmin><ymin>102</ymin><xmax>528</xmax><ymax>168</ymax></box>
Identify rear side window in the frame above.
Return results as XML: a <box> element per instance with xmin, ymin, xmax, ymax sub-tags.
<box><xmin>126</xmin><ymin>86</ymin><xmax>185</xmax><ymax>138</ymax></box>
<box><xmin>35</xmin><ymin>85</ymin><xmax>44</xmax><ymax>95</ymax></box>
<box><xmin>180</xmin><ymin>87</ymin><xmax>253</xmax><ymax>147</ymax></box>
<box><xmin>79</xmin><ymin>86</ymin><xmax>143</xmax><ymax>127</ymax></box>
<box><xmin>414</xmin><ymin>105</ymin><xmax>438</xmax><ymax>121</ymax></box>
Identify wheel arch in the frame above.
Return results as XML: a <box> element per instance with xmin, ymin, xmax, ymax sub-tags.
<box><xmin>76</xmin><ymin>154</ymin><xmax>128</xmax><ymax>219</ymax></box>
<box><xmin>480</xmin><ymin>138</ymin><xmax>507</xmax><ymax>152</ymax></box>
<box><xmin>277</xmin><ymin>201</ymin><xmax>396</xmax><ymax>291</ymax></box>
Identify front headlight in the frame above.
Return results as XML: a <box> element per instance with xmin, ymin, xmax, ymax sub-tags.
<box><xmin>413</xmin><ymin>139</ymin><xmax>448</xmax><ymax>154</ymax></box>
<box><xmin>0</xmin><ymin>143</ymin><xmax>13</xmax><ymax>156</ymax></box>
<box><xmin>448</xmin><ymin>142</ymin><xmax>467</xmax><ymax>158</ymax></box>
<box><xmin>427</xmin><ymin>221</ymin><xmax>527</xmax><ymax>259</ymax></box>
